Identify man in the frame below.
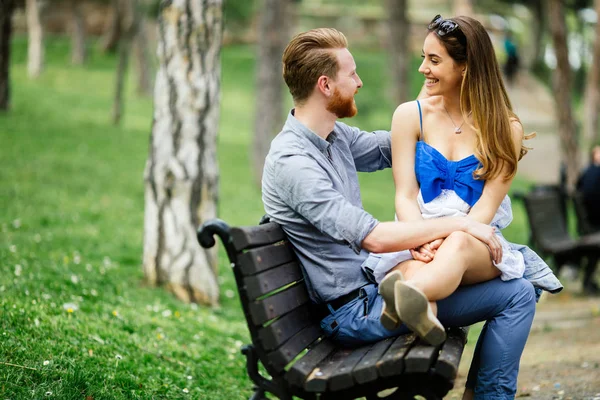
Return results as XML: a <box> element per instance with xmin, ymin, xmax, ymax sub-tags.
<box><xmin>262</xmin><ymin>28</ymin><xmax>535</xmax><ymax>399</ymax></box>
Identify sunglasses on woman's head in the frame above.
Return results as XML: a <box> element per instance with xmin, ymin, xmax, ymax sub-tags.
<box><xmin>428</xmin><ymin>14</ymin><xmax>460</xmax><ymax>37</ymax></box>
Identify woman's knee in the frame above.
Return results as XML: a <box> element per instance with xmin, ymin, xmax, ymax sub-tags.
<box><xmin>443</xmin><ymin>231</ymin><xmax>474</xmax><ymax>252</ymax></box>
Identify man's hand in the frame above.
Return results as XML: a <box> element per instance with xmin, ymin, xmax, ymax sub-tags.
<box><xmin>463</xmin><ymin>219</ymin><xmax>503</xmax><ymax>264</ymax></box>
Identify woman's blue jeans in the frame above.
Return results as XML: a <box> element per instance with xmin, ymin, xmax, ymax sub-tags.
<box><xmin>320</xmin><ymin>277</ymin><xmax>536</xmax><ymax>399</ymax></box>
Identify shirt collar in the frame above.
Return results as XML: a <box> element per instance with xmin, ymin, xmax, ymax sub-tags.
<box><xmin>287</xmin><ymin>109</ymin><xmax>336</xmax><ymax>152</ymax></box>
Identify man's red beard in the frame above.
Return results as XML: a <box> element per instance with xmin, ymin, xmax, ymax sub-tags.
<box><xmin>326</xmin><ymin>88</ymin><xmax>358</xmax><ymax>118</ymax></box>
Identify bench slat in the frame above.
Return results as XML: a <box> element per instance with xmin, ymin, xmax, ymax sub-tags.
<box><xmin>353</xmin><ymin>336</ymin><xmax>395</xmax><ymax>384</ymax></box>
<box><xmin>238</xmin><ymin>242</ymin><xmax>295</xmax><ymax>276</ymax></box>
<box><xmin>258</xmin><ymin>304</ymin><xmax>315</xmax><ymax>351</ymax></box>
<box><xmin>285</xmin><ymin>339</ymin><xmax>337</xmax><ymax>389</ymax></box>
<box><xmin>324</xmin><ymin>345</ymin><xmax>373</xmax><ymax>392</ymax></box>
<box><xmin>435</xmin><ymin>328</ymin><xmax>468</xmax><ymax>382</ymax></box>
<box><xmin>377</xmin><ymin>333</ymin><xmax>416</xmax><ymax>377</ymax></box>
<box><xmin>248</xmin><ymin>283</ymin><xmax>310</xmax><ymax>326</ymax></box>
<box><xmin>266</xmin><ymin>325</ymin><xmax>323</xmax><ymax>371</ymax></box>
<box><xmin>231</xmin><ymin>223</ymin><xmax>286</xmax><ymax>251</ymax></box>
<box><xmin>404</xmin><ymin>340</ymin><xmax>439</xmax><ymax>373</ymax></box>
<box><xmin>244</xmin><ymin>261</ymin><xmax>304</xmax><ymax>301</ymax></box>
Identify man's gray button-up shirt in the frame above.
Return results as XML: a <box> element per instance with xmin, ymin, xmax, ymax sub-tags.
<box><xmin>262</xmin><ymin>111</ymin><xmax>392</xmax><ymax>303</ymax></box>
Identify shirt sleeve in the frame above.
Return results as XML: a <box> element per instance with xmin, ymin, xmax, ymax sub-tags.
<box><xmin>273</xmin><ymin>154</ymin><xmax>379</xmax><ymax>253</ymax></box>
<box><xmin>338</xmin><ymin>122</ymin><xmax>392</xmax><ymax>172</ymax></box>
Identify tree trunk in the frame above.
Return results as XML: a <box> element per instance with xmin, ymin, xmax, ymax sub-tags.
<box><xmin>26</xmin><ymin>0</ymin><xmax>43</xmax><ymax>78</ymax></box>
<box><xmin>583</xmin><ymin>0</ymin><xmax>600</xmax><ymax>145</ymax></box>
<box><xmin>143</xmin><ymin>0</ymin><xmax>222</xmax><ymax>305</ymax></box>
<box><xmin>70</xmin><ymin>0</ymin><xmax>86</xmax><ymax>65</ymax></box>
<box><xmin>548</xmin><ymin>0</ymin><xmax>579</xmax><ymax>193</ymax></box>
<box><xmin>133</xmin><ymin>17</ymin><xmax>153</xmax><ymax>97</ymax></box>
<box><xmin>530</xmin><ymin>0</ymin><xmax>545</xmax><ymax>68</ymax></box>
<box><xmin>101</xmin><ymin>0</ymin><xmax>121</xmax><ymax>53</ymax></box>
<box><xmin>0</xmin><ymin>0</ymin><xmax>13</xmax><ymax>111</ymax></box>
<box><xmin>112</xmin><ymin>0</ymin><xmax>139</xmax><ymax>125</ymax></box>
<box><xmin>252</xmin><ymin>0</ymin><xmax>290</xmax><ymax>185</ymax></box>
<box><xmin>452</xmin><ymin>0</ymin><xmax>474</xmax><ymax>16</ymax></box>
<box><xmin>385</xmin><ymin>0</ymin><xmax>409</xmax><ymax>105</ymax></box>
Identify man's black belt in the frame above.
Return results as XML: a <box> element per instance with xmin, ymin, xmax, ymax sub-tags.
<box><xmin>324</xmin><ymin>286</ymin><xmax>364</xmax><ymax>313</ymax></box>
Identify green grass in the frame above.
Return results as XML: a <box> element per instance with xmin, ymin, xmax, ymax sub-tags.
<box><xmin>1</xmin><ymin>36</ymin><xmax>534</xmax><ymax>399</ymax></box>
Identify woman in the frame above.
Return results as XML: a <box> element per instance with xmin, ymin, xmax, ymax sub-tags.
<box><xmin>365</xmin><ymin>14</ymin><xmax>562</xmax><ymax>355</ymax></box>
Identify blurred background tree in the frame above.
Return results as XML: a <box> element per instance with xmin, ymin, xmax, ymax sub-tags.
<box><xmin>0</xmin><ymin>0</ymin><xmax>13</xmax><ymax>111</ymax></box>
<box><xmin>252</xmin><ymin>0</ymin><xmax>292</xmax><ymax>185</ymax></box>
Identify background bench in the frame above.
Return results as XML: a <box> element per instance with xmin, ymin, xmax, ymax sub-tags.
<box><xmin>514</xmin><ymin>186</ymin><xmax>600</xmax><ymax>293</ymax></box>
<box><xmin>198</xmin><ymin>218</ymin><xmax>469</xmax><ymax>400</ymax></box>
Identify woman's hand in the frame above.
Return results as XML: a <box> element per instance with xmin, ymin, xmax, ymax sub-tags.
<box><xmin>410</xmin><ymin>239</ymin><xmax>444</xmax><ymax>262</ymax></box>
<box><xmin>463</xmin><ymin>219</ymin><xmax>503</xmax><ymax>264</ymax></box>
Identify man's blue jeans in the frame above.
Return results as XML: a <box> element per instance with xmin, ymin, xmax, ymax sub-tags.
<box><xmin>320</xmin><ymin>277</ymin><xmax>536</xmax><ymax>399</ymax></box>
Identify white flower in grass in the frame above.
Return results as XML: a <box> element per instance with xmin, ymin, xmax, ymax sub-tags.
<box><xmin>14</xmin><ymin>264</ymin><xmax>22</xmax><ymax>277</ymax></box>
<box><xmin>9</xmin><ymin>245</ymin><xmax>16</xmax><ymax>253</ymax></box>
<box><xmin>225</xmin><ymin>290</ymin><xmax>234</xmax><ymax>299</ymax></box>
<box><xmin>182</xmin><ymin>388</ymin><xmax>189</xmax><ymax>394</ymax></box>
<box><xmin>62</xmin><ymin>302</ymin><xmax>78</xmax><ymax>313</ymax></box>
<box><xmin>73</xmin><ymin>254</ymin><xmax>81</xmax><ymax>264</ymax></box>
<box><xmin>34</xmin><ymin>318</ymin><xmax>40</xmax><ymax>327</ymax></box>
<box><xmin>162</xmin><ymin>309</ymin><xmax>172</xmax><ymax>318</ymax></box>
<box><xmin>12</xmin><ymin>219</ymin><xmax>21</xmax><ymax>229</ymax></box>
<box><xmin>70</xmin><ymin>275</ymin><xmax>79</xmax><ymax>284</ymax></box>
<box><xmin>187</xmin><ymin>375</ymin><xmax>192</xmax><ymax>380</ymax></box>
<box><xmin>43</xmin><ymin>360</ymin><xmax>50</xmax><ymax>366</ymax></box>
<box><xmin>115</xmin><ymin>354</ymin><xmax>122</xmax><ymax>360</ymax></box>
<box><xmin>90</xmin><ymin>289</ymin><xmax>98</xmax><ymax>297</ymax></box>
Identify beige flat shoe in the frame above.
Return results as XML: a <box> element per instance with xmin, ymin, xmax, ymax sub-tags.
<box><xmin>394</xmin><ymin>281</ymin><xmax>446</xmax><ymax>346</ymax></box>
<box><xmin>378</xmin><ymin>270</ymin><xmax>404</xmax><ymax>330</ymax></box>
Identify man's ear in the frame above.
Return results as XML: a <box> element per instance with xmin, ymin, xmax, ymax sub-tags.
<box><xmin>317</xmin><ymin>75</ymin><xmax>332</xmax><ymax>96</ymax></box>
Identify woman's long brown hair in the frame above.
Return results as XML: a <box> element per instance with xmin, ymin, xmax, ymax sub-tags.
<box><xmin>430</xmin><ymin>16</ymin><xmax>533</xmax><ymax>181</ymax></box>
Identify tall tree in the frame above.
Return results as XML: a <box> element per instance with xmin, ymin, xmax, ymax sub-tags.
<box><xmin>26</xmin><ymin>0</ymin><xmax>44</xmax><ymax>78</ymax></box>
<box><xmin>143</xmin><ymin>0</ymin><xmax>222</xmax><ymax>305</ymax></box>
<box><xmin>101</xmin><ymin>0</ymin><xmax>122</xmax><ymax>53</ymax></box>
<box><xmin>0</xmin><ymin>0</ymin><xmax>13</xmax><ymax>111</ymax></box>
<box><xmin>452</xmin><ymin>0</ymin><xmax>474</xmax><ymax>16</ymax></box>
<box><xmin>252</xmin><ymin>0</ymin><xmax>290</xmax><ymax>185</ymax></box>
<box><xmin>548</xmin><ymin>0</ymin><xmax>580</xmax><ymax>192</ymax></box>
<box><xmin>112</xmin><ymin>0</ymin><xmax>140</xmax><ymax>124</ymax></box>
<box><xmin>385</xmin><ymin>0</ymin><xmax>409</xmax><ymax>105</ymax></box>
<box><xmin>583</xmin><ymin>0</ymin><xmax>600</xmax><ymax>145</ymax></box>
<box><xmin>133</xmin><ymin>16</ymin><xmax>153</xmax><ymax>96</ymax></box>
<box><xmin>70</xmin><ymin>0</ymin><xmax>87</xmax><ymax>65</ymax></box>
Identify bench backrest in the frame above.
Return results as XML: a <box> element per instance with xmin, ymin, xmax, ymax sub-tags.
<box><xmin>227</xmin><ymin>221</ymin><xmax>324</xmax><ymax>379</ymax></box>
<box><xmin>522</xmin><ymin>189</ymin><xmax>571</xmax><ymax>252</ymax></box>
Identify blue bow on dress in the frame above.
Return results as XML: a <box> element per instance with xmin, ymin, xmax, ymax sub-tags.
<box><xmin>415</xmin><ymin>141</ymin><xmax>484</xmax><ymax>207</ymax></box>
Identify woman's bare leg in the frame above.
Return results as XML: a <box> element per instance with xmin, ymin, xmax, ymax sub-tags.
<box><xmin>405</xmin><ymin>231</ymin><xmax>501</xmax><ymax>301</ymax></box>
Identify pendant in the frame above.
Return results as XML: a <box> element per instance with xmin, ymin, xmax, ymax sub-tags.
<box><xmin>455</xmin><ymin>127</ymin><xmax>462</xmax><ymax>134</ymax></box>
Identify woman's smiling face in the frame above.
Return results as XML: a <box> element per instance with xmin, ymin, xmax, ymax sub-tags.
<box><xmin>418</xmin><ymin>32</ymin><xmax>465</xmax><ymax>97</ymax></box>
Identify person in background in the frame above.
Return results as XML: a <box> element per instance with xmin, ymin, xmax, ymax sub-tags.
<box><xmin>503</xmin><ymin>30</ymin><xmax>519</xmax><ymax>85</ymax></box>
<box><xmin>577</xmin><ymin>145</ymin><xmax>600</xmax><ymax>231</ymax></box>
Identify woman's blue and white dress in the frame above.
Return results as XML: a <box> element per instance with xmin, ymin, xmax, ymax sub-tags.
<box><xmin>362</xmin><ymin>100</ymin><xmax>563</xmax><ymax>298</ymax></box>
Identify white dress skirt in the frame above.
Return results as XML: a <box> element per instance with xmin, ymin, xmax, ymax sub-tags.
<box><xmin>364</xmin><ymin>189</ymin><xmax>525</xmax><ymax>285</ymax></box>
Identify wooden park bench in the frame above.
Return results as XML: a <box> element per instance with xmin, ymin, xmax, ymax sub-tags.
<box><xmin>515</xmin><ymin>186</ymin><xmax>600</xmax><ymax>291</ymax></box>
<box><xmin>197</xmin><ymin>218</ymin><xmax>469</xmax><ymax>400</ymax></box>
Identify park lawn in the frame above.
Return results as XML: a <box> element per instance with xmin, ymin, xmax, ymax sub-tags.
<box><xmin>0</xmin><ymin>36</ymin><xmax>533</xmax><ymax>399</ymax></box>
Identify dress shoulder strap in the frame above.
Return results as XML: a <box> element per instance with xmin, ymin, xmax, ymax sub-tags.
<box><xmin>416</xmin><ymin>100</ymin><xmax>424</xmax><ymax>141</ymax></box>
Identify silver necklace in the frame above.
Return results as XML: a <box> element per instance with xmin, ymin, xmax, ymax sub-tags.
<box><xmin>443</xmin><ymin>102</ymin><xmax>472</xmax><ymax>134</ymax></box>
